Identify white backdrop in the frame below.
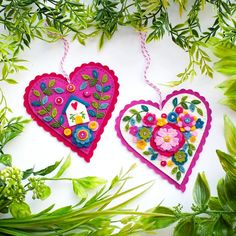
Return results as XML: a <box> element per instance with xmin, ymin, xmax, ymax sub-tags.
<box><xmin>2</xmin><ymin>9</ymin><xmax>236</xmax><ymax>235</ymax></box>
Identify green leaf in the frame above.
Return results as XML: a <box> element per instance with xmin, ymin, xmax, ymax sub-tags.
<box><xmin>34</xmin><ymin>159</ymin><xmax>62</xmax><ymax>176</ymax></box>
<box><xmin>195</xmin><ymin>218</ymin><xmax>215</xmax><ymax>236</ymax></box>
<box><xmin>37</xmin><ymin>184</ymin><xmax>51</xmax><ymax>200</ymax></box>
<box><xmin>77</xmin><ymin>176</ymin><xmax>106</xmax><ymax>189</ymax></box>
<box><xmin>90</xmin><ymin>79</ymin><xmax>98</xmax><ymax>87</ymax></box>
<box><xmin>54</xmin><ymin>155</ymin><xmax>71</xmax><ymax>178</ymax></box>
<box><xmin>191</xmin><ymin>100</ymin><xmax>201</xmax><ymax>104</ymax></box>
<box><xmin>208</xmin><ymin>197</ymin><xmax>223</xmax><ymax>211</ymax></box>
<box><xmin>143</xmin><ymin>151</ymin><xmax>151</xmax><ymax>155</ymax></box>
<box><xmin>122</xmin><ymin>116</ymin><xmax>131</xmax><ymax>122</ymax></box>
<box><xmin>50</xmin><ymin>206</ymin><xmax>72</xmax><ymax>216</ymax></box>
<box><xmin>50</xmin><ymin>121</ymin><xmax>60</xmax><ymax>128</ymax></box>
<box><xmin>96</xmin><ymin>112</ymin><xmax>105</xmax><ymax>119</ymax></box>
<box><xmin>180</xmin><ymin>102</ymin><xmax>188</xmax><ymax>109</ymax></box>
<box><xmin>223</xmin><ymin>174</ymin><xmax>236</xmax><ymax>211</ymax></box>
<box><xmin>92</xmin><ymin>101</ymin><xmax>99</xmax><ymax>109</ymax></box>
<box><xmin>171</xmin><ymin>167</ymin><xmax>178</xmax><ymax>174</ymax></box>
<box><xmin>224</xmin><ymin>115</ymin><xmax>236</xmax><ymax>156</ymax></box>
<box><xmin>22</xmin><ymin>168</ymin><xmax>34</xmax><ymax>180</ymax></box>
<box><xmin>102</xmin><ymin>74</ymin><xmax>108</xmax><ymax>84</ymax></box>
<box><xmin>33</xmin><ymin>90</ymin><xmax>41</xmax><ymax>97</ymax></box>
<box><xmin>129</xmin><ymin>109</ymin><xmax>138</xmax><ymax>114</ymax></box>
<box><xmin>46</xmin><ymin>103</ymin><xmax>52</xmax><ymax>112</ymax></box>
<box><xmin>125</xmin><ymin>123</ymin><xmax>130</xmax><ymax>131</ymax></box>
<box><xmin>174</xmin><ymin>217</ymin><xmax>195</xmax><ymax>236</ymax></box>
<box><xmin>176</xmin><ymin>171</ymin><xmax>181</xmax><ymax>181</ymax></box>
<box><xmin>217</xmin><ymin>178</ymin><xmax>231</xmax><ymax>211</ymax></box>
<box><xmin>82</xmin><ymin>74</ymin><xmax>91</xmax><ymax>80</ymax></box>
<box><xmin>193</xmin><ymin>172</ymin><xmax>210</xmax><ymax>209</ymax></box>
<box><xmin>197</xmin><ymin>107</ymin><xmax>203</xmax><ymax>116</ymax></box>
<box><xmin>212</xmin><ymin>216</ymin><xmax>233</xmax><ymax>236</ymax></box>
<box><xmin>0</xmin><ymin>154</ymin><xmax>12</xmax><ymax>166</ymax></box>
<box><xmin>43</xmin><ymin>88</ymin><xmax>53</xmax><ymax>96</ymax></box>
<box><xmin>141</xmin><ymin>105</ymin><xmax>149</xmax><ymax>112</ymax></box>
<box><xmin>101</xmin><ymin>95</ymin><xmax>110</xmax><ymax>101</ymax></box>
<box><xmin>181</xmin><ymin>96</ymin><xmax>188</xmax><ymax>102</ymax></box>
<box><xmin>9</xmin><ymin>202</ymin><xmax>31</xmax><ymax>219</ymax></box>
<box><xmin>48</xmin><ymin>79</ymin><xmax>55</xmax><ymax>88</ymax></box>
<box><xmin>136</xmin><ymin>113</ymin><xmax>142</xmax><ymax>123</ymax></box>
<box><xmin>216</xmin><ymin>150</ymin><xmax>236</xmax><ymax>178</ymax></box>
<box><xmin>72</xmin><ymin>180</ymin><xmax>87</xmax><ymax>198</ymax></box>
<box><xmin>51</xmin><ymin>108</ymin><xmax>57</xmax><ymax>118</ymax></box>
<box><xmin>139</xmin><ymin>206</ymin><xmax>177</xmax><ymax>230</ymax></box>
<box><xmin>5</xmin><ymin>79</ymin><xmax>18</xmax><ymax>84</ymax></box>
<box><xmin>38</xmin><ymin>109</ymin><xmax>47</xmax><ymax>116</ymax></box>
<box><xmin>93</xmin><ymin>92</ymin><xmax>101</xmax><ymax>100</ymax></box>
<box><xmin>172</xmin><ymin>98</ymin><xmax>178</xmax><ymax>107</ymax></box>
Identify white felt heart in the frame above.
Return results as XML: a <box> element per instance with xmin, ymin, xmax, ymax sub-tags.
<box><xmin>115</xmin><ymin>89</ymin><xmax>212</xmax><ymax>191</ymax></box>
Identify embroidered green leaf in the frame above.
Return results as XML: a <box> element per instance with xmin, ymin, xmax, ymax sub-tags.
<box><xmin>197</xmin><ymin>107</ymin><xmax>203</xmax><ymax>116</ymax></box>
<box><xmin>176</xmin><ymin>171</ymin><xmax>181</xmax><ymax>181</ymax></box>
<box><xmin>193</xmin><ymin>172</ymin><xmax>210</xmax><ymax>209</ymax></box>
<box><xmin>101</xmin><ymin>95</ymin><xmax>110</xmax><ymax>101</ymax></box>
<box><xmin>188</xmin><ymin>148</ymin><xmax>193</xmax><ymax>156</ymax></box>
<box><xmin>52</xmin><ymin>108</ymin><xmax>57</xmax><ymax>118</ymax></box>
<box><xmin>92</xmin><ymin>101</ymin><xmax>99</xmax><ymax>109</ymax></box>
<box><xmin>82</xmin><ymin>74</ymin><xmax>91</xmax><ymax>80</ymax></box>
<box><xmin>46</xmin><ymin>103</ymin><xmax>52</xmax><ymax>112</ymax></box>
<box><xmin>189</xmin><ymin>144</ymin><xmax>196</xmax><ymax>151</ymax></box>
<box><xmin>172</xmin><ymin>98</ymin><xmax>178</xmax><ymax>107</ymax></box>
<box><xmin>102</xmin><ymin>74</ymin><xmax>108</xmax><ymax>84</ymax></box>
<box><xmin>48</xmin><ymin>79</ymin><xmax>55</xmax><ymax>88</ymax></box>
<box><xmin>180</xmin><ymin>102</ymin><xmax>188</xmax><ymax>109</ymax></box>
<box><xmin>136</xmin><ymin>113</ymin><xmax>142</xmax><ymax>123</ymax></box>
<box><xmin>122</xmin><ymin>116</ymin><xmax>131</xmax><ymax>122</ymax></box>
<box><xmin>38</xmin><ymin>109</ymin><xmax>47</xmax><ymax>116</ymax></box>
<box><xmin>92</xmin><ymin>70</ymin><xmax>98</xmax><ymax>79</ymax></box>
<box><xmin>90</xmin><ymin>79</ymin><xmax>98</xmax><ymax>87</ymax></box>
<box><xmin>125</xmin><ymin>123</ymin><xmax>130</xmax><ymax>131</ymax></box>
<box><xmin>191</xmin><ymin>100</ymin><xmax>201</xmax><ymax>104</ymax></box>
<box><xmin>129</xmin><ymin>109</ymin><xmax>138</xmax><ymax>114</ymax></box>
<box><xmin>50</xmin><ymin>121</ymin><xmax>60</xmax><ymax>128</ymax></box>
<box><xmin>141</xmin><ymin>105</ymin><xmax>149</xmax><ymax>112</ymax></box>
<box><xmin>88</xmin><ymin>110</ymin><xmax>96</xmax><ymax>117</ymax></box>
<box><xmin>93</xmin><ymin>92</ymin><xmax>101</xmax><ymax>100</ymax></box>
<box><xmin>43</xmin><ymin>88</ymin><xmax>53</xmax><ymax>96</ymax></box>
<box><xmin>96</xmin><ymin>112</ymin><xmax>105</xmax><ymax>119</ymax></box>
<box><xmin>143</xmin><ymin>151</ymin><xmax>151</xmax><ymax>155</ymax></box>
<box><xmin>33</xmin><ymin>90</ymin><xmax>40</xmax><ymax>97</ymax></box>
<box><xmin>171</xmin><ymin>167</ymin><xmax>178</xmax><ymax>174</ymax></box>
<box><xmin>181</xmin><ymin>96</ymin><xmax>188</xmax><ymax>102</ymax></box>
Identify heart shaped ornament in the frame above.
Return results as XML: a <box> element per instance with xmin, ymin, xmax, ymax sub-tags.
<box><xmin>24</xmin><ymin>62</ymin><xmax>119</xmax><ymax>162</ymax></box>
<box><xmin>116</xmin><ymin>90</ymin><xmax>212</xmax><ymax>191</ymax></box>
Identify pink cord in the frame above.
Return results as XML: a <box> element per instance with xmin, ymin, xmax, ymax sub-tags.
<box><xmin>60</xmin><ymin>37</ymin><xmax>70</xmax><ymax>83</ymax></box>
<box><xmin>139</xmin><ymin>32</ymin><xmax>163</xmax><ymax>109</ymax></box>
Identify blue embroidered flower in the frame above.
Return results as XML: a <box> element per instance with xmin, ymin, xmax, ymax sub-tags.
<box><xmin>183</xmin><ymin>131</ymin><xmax>192</xmax><ymax>140</ymax></box>
<box><xmin>130</xmin><ymin>118</ymin><xmax>136</xmax><ymax>126</ymax></box>
<box><xmin>72</xmin><ymin>126</ymin><xmax>93</xmax><ymax>147</ymax></box>
<box><xmin>167</xmin><ymin>112</ymin><xmax>178</xmax><ymax>123</ymax></box>
<box><xmin>196</xmin><ymin>118</ymin><xmax>204</xmax><ymax>129</ymax></box>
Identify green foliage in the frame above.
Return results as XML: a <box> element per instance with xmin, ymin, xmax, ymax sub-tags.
<box><xmin>0</xmin><ymin>0</ymin><xmax>235</xmax><ymax>85</ymax></box>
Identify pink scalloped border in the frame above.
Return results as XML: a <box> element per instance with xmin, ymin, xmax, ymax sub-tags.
<box><xmin>24</xmin><ymin>62</ymin><xmax>119</xmax><ymax>162</ymax></box>
<box><xmin>115</xmin><ymin>89</ymin><xmax>212</xmax><ymax>191</ymax></box>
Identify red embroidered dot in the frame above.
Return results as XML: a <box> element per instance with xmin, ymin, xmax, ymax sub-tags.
<box><xmin>66</xmin><ymin>84</ymin><xmax>76</xmax><ymax>93</ymax></box>
<box><xmin>77</xmin><ymin>130</ymin><xmax>88</xmax><ymax>140</ymax></box>
<box><xmin>83</xmin><ymin>91</ymin><xmax>91</xmax><ymax>98</ymax></box>
<box><xmin>175</xmin><ymin>106</ymin><xmax>183</xmax><ymax>114</ymax></box>
<box><xmin>55</xmin><ymin>97</ymin><xmax>64</xmax><ymax>105</ymax></box>
<box><xmin>161</xmin><ymin>113</ymin><xmax>167</xmax><ymax>118</ymax></box>
<box><xmin>160</xmin><ymin>161</ymin><xmax>167</xmax><ymax>167</ymax></box>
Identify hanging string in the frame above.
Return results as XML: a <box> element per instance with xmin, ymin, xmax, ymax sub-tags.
<box><xmin>139</xmin><ymin>31</ymin><xmax>163</xmax><ymax>109</ymax></box>
<box><xmin>60</xmin><ymin>37</ymin><xmax>70</xmax><ymax>83</ymax></box>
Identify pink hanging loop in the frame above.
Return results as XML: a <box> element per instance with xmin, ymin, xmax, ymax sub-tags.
<box><xmin>60</xmin><ymin>37</ymin><xmax>70</xmax><ymax>83</ymax></box>
<box><xmin>139</xmin><ymin>31</ymin><xmax>163</xmax><ymax>109</ymax></box>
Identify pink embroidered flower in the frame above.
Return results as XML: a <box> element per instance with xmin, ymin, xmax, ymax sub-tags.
<box><xmin>142</xmin><ymin>113</ymin><xmax>157</xmax><ymax>127</ymax></box>
<box><xmin>158</xmin><ymin>154</ymin><xmax>169</xmax><ymax>161</ymax></box>
<box><xmin>150</xmin><ymin>123</ymin><xmax>185</xmax><ymax>157</ymax></box>
<box><xmin>178</xmin><ymin>112</ymin><xmax>196</xmax><ymax>131</ymax></box>
<box><xmin>129</xmin><ymin>126</ymin><xmax>138</xmax><ymax>136</ymax></box>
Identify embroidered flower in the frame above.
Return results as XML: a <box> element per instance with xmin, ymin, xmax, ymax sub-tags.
<box><xmin>183</xmin><ymin>131</ymin><xmax>192</xmax><ymax>140</ymax></box>
<box><xmin>150</xmin><ymin>123</ymin><xmax>185</xmax><ymax>157</ymax></box>
<box><xmin>88</xmin><ymin>121</ymin><xmax>99</xmax><ymax>131</ymax></box>
<box><xmin>158</xmin><ymin>154</ymin><xmax>169</xmax><ymax>161</ymax></box>
<box><xmin>178</xmin><ymin>112</ymin><xmax>196</xmax><ymax>131</ymax></box>
<box><xmin>136</xmin><ymin>140</ymin><xmax>147</xmax><ymax>150</ymax></box>
<box><xmin>142</xmin><ymin>113</ymin><xmax>157</xmax><ymax>126</ymax></box>
<box><xmin>130</xmin><ymin>118</ymin><xmax>136</xmax><ymax>126</ymax></box>
<box><xmin>172</xmin><ymin>151</ymin><xmax>188</xmax><ymax>165</ymax></box>
<box><xmin>73</xmin><ymin>126</ymin><xmax>93</xmax><ymax>147</ymax></box>
<box><xmin>190</xmin><ymin>136</ymin><xmax>196</xmax><ymax>143</ymax></box>
<box><xmin>167</xmin><ymin>112</ymin><xmax>178</xmax><ymax>123</ymax></box>
<box><xmin>196</xmin><ymin>118</ymin><xmax>204</xmax><ymax>129</ymax></box>
<box><xmin>129</xmin><ymin>126</ymin><xmax>138</xmax><ymax>136</ymax></box>
<box><xmin>157</xmin><ymin>118</ymin><xmax>167</xmax><ymax>127</ymax></box>
<box><xmin>138</xmin><ymin>127</ymin><xmax>152</xmax><ymax>141</ymax></box>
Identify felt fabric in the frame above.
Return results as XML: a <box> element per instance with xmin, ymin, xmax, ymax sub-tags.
<box><xmin>115</xmin><ymin>89</ymin><xmax>212</xmax><ymax>191</ymax></box>
<box><xmin>24</xmin><ymin>62</ymin><xmax>119</xmax><ymax>162</ymax></box>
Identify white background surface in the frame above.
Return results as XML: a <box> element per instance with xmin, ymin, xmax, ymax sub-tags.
<box><xmin>2</xmin><ymin>6</ymin><xmax>236</xmax><ymax>235</ymax></box>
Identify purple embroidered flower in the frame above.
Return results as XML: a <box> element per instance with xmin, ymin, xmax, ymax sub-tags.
<box><xmin>178</xmin><ymin>112</ymin><xmax>196</xmax><ymax>131</ymax></box>
<box><xmin>129</xmin><ymin>126</ymin><xmax>138</xmax><ymax>136</ymax></box>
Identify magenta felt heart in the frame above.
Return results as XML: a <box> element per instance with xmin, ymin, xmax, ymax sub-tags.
<box><xmin>115</xmin><ymin>89</ymin><xmax>212</xmax><ymax>191</ymax></box>
<box><xmin>24</xmin><ymin>62</ymin><xmax>119</xmax><ymax>162</ymax></box>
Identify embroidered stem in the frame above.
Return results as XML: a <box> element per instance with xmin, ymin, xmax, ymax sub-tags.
<box><xmin>139</xmin><ymin>32</ymin><xmax>163</xmax><ymax>109</ymax></box>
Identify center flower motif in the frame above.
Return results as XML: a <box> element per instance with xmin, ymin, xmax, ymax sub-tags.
<box><xmin>150</xmin><ymin>123</ymin><xmax>185</xmax><ymax>156</ymax></box>
<box><xmin>72</xmin><ymin>126</ymin><xmax>94</xmax><ymax>148</ymax></box>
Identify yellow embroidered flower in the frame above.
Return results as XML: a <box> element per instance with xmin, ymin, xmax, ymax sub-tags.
<box><xmin>136</xmin><ymin>140</ymin><xmax>147</xmax><ymax>150</ymax></box>
<box><xmin>75</xmin><ymin>116</ymin><xmax>83</xmax><ymax>124</ymax></box>
<box><xmin>157</xmin><ymin>118</ymin><xmax>167</xmax><ymax>127</ymax></box>
<box><xmin>88</xmin><ymin>121</ymin><xmax>99</xmax><ymax>131</ymax></box>
<box><xmin>190</xmin><ymin>136</ymin><xmax>196</xmax><ymax>143</ymax></box>
<box><xmin>167</xmin><ymin>160</ymin><xmax>174</xmax><ymax>167</ymax></box>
